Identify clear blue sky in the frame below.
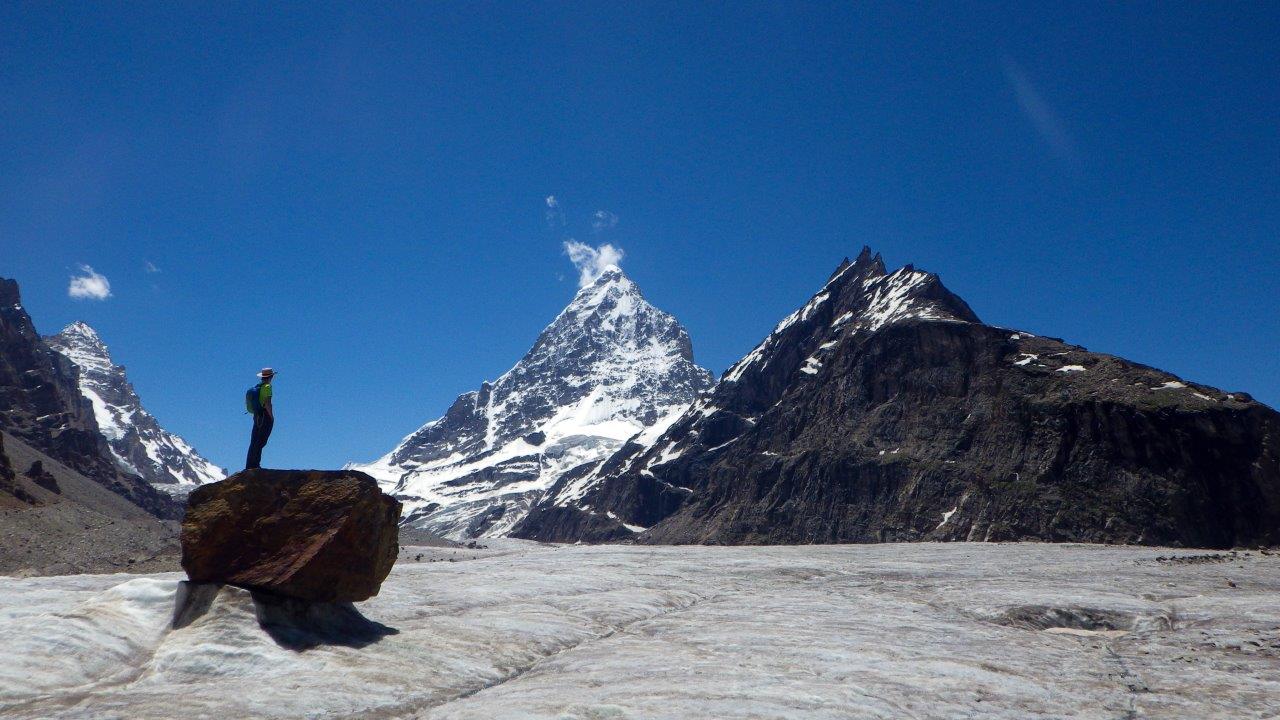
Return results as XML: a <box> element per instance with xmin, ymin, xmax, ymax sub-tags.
<box><xmin>4</xmin><ymin>3</ymin><xmax>1277</xmax><ymax>472</ymax></box>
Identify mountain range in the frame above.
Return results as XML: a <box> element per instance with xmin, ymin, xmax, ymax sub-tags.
<box><xmin>3</xmin><ymin>243</ymin><xmax>1277</xmax><ymax>556</ymax></box>
<box><xmin>0</xmin><ymin>278</ymin><xmax>198</xmax><ymax>573</ymax></box>
<box><xmin>512</xmin><ymin>248</ymin><xmax>1280</xmax><ymax>548</ymax></box>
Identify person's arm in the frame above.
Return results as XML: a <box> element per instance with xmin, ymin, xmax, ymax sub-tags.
<box><xmin>264</xmin><ymin>395</ymin><xmax>273</xmax><ymax>420</ymax></box>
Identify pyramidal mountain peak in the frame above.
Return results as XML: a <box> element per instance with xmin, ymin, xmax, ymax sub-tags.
<box><xmin>45</xmin><ymin>322</ymin><xmax>224</xmax><ymax>495</ymax></box>
<box><xmin>48</xmin><ymin>321</ymin><xmax>110</xmax><ymax>372</ymax></box>
<box><xmin>351</xmin><ymin>266</ymin><xmax>714</xmax><ymax>539</ymax></box>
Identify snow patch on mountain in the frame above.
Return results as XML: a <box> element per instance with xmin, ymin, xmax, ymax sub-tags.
<box><xmin>856</xmin><ymin>268</ymin><xmax>963</xmax><ymax>332</ymax></box>
<box><xmin>724</xmin><ymin>256</ymin><xmax>969</xmax><ymax>386</ymax></box>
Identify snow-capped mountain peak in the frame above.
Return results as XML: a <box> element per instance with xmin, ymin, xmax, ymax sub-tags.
<box><xmin>722</xmin><ymin>246</ymin><xmax>979</xmax><ymax>388</ymax></box>
<box><xmin>52</xmin><ymin>321</ymin><xmax>110</xmax><ymax>371</ymax></box>
<box><xmin>352</xmin><ymin>267</ymin><xmax>713</xmax><ymax>539</ymax></box>
<box><xmin>45</xmin><ymin>323</ymin><xmax>224</xmax><ymax>495</ymax></box>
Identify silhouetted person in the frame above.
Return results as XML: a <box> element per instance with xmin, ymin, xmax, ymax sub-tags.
<box><xmin>245</xmin><ymin>368</ymin><xmax>275</xmax><ymax>470</ymax></box>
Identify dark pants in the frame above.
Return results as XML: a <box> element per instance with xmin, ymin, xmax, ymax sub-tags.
<box><xmin>245</xmin><ymin>413</ymin><xmax>274</xmax><ymax>470</ymax></box>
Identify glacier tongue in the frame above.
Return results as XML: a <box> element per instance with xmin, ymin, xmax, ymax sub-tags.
<box><xmin>351</xmin><ymin>267</ymin><xmax>713</xmax><ymax>539</ymax></box>
<box><xmin>45</xmin><ymin>322</ymin><xmax>224</xmax><ymax>495</ymax></box>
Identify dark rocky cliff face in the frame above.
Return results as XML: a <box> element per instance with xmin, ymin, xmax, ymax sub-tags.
<box><xmin>514</xmin><ymin>249</ymin><xmax>1280</xmax><ymax>549</ymax></box>
<box><xmin>0</xmin><ymin>278</ymin><xmax>177</xmax><ymax>518</ymax></box>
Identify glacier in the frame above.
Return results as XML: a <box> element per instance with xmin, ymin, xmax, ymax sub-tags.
<box><xmin>0</xmin><ymin>542</ymin><xmax>1276</xmax><ymax>719</ymax></box>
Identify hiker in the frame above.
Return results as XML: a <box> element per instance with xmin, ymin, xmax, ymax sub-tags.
<box><xmin>245</xmin><ymin>368</ymin><xmax>275</xmax><ymax>470</ymax></box>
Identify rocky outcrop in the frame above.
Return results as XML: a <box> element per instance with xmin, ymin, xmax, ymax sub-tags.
<box><xmin>0</xmin><ymin>433</ymin><xmax>33</xmax><ymax>505</ymax></box>
<box><xmin>515</xmin><ymin>248</ymin><xmax>1280</xmax><ymax>549</ymax></box>
<box><xmin>23</xmin><ymin>461</ymin><xmax>59</xmax><ymax>494</ymax></box>
<box><xmin>181</xmin><ymin>470</ymin><xmax>401</xmax><ymax>602</ymax></box>
<box><xmin>0</xmin><ymin>278</ymin><xmax>176</xmax><ymax>518</ymax></box>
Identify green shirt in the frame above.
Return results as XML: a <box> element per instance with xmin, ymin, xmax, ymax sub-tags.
<box><xmin>259</xmin><ymin>382</ymin><xmax>272</xmax><ymax>408</ymax></box>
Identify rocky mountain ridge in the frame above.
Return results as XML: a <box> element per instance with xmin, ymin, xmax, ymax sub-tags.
<box><xmin>513</xmin><ymin>248</ymin><xmax>1280</xmax><ymax>548</ymax></box>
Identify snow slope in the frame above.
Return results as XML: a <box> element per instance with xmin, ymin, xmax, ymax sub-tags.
<box><xmin>1</xmin><ymin>543</ymin><xmax>1277</xmax><ymax>719</ymax></box>
<box><xmin>45</xmin><ymin>322</ymin><xmax>224</xmax><ymax>495</ymax></box>
<box><xmin>350</xmin><ymin>267</ymin><xmax>712</xmax><ymax>538</ymax></box>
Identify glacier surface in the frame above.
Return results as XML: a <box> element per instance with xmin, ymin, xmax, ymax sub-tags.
<box><xmin>0</xmin><ymin>542</ymin><xmax>1277</xmax><ymax>719</ymax></box>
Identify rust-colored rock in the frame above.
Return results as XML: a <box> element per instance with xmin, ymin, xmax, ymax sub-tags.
<box><xmin>181</xmin><ymin>469</ymin><xmax>401</xmax><ymax>602</ymax></box>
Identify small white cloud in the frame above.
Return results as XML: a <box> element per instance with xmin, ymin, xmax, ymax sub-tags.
<box><xmin>68</xmin><ymin>265</ymin><xmax>112</xmax><ymax>301</ymax></box>
<box><xmin>144</xmin><ymin>260</ymin><xmax>161</xmax><ymax>274</ymax></box>
<box><xmin>591</xmin><ymin>210</ymin><xmax>619</xmax><ymax>233</ymax></box>
<box><xmin>563</xmin><ymin>240</ymin><xmax>624</xmax><ymax>287</ymax></box>
<box><xmin>544</xmin><ymin>195</ymin><xmax>565</xmax><ymax>227</ymax></box>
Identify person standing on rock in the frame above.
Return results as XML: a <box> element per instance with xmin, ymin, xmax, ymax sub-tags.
<box><xmin>245</xmin><ymin>368</ymin><xmax>275</xmax><ymax>470</ymax></box>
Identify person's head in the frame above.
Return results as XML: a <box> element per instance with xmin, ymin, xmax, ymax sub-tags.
<box><xmin>257</xmin><ymin>368</ymin><xmax>276</xmax><ymax>383</ymax></box>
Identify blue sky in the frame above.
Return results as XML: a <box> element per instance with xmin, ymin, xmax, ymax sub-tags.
<box><xmin>4</xmin><ymin>3</ymin><xmax>1277</xmax><ymax>472</ymax></box>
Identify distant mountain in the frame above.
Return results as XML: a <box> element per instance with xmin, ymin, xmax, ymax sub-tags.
<box><xmin>45</xmin><ymin>322</ymin><xmax>224</xmax><ymax>496</ymax></box>
<box><xmin>0</xmin><ymin>277</ymin><xmax>175</xmax><ymax>519</ymax></box>
<box><xmin>352</xmin><ymin>266</ymin><xmax>714</xmax><ymax>539</ymax></box>
<box><xmin>514</xmin><ymin>248</ymin><xmax>1280</xmax><ymax>549</ymax></box>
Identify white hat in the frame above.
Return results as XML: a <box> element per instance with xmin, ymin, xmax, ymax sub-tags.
<box><xmin>257</xmin><ymin>367</ymin><xmax>276</xmax><ymax>378</ymax></box>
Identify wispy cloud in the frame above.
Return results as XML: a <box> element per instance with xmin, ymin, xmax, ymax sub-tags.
<box><xmin>591</xmin><ymin>210</ymin><xmax>619</xmax><ymax>233</ymax></box>
<box><xmin>545</xmin><ymin>195</ymin><xmax>565</xmax><ymax>228</ymax></box>
<box><xmin>144</xmin><ymin>260</ymin><xmax>161</xmax><ymax>274</ymax></box>
<box><xmin>563</xmin><ymin>240</ymin><xmax>624</xmax><ymax>287</ymax></box>
<box><xmin>68</xmin><ymin>265</ymin><xmax>112</xmax><ymax>301</ymax></box>
<box><xmin>1003</xmin><ymin>57</ymin><xmax>1078</xmax><ymax>168</ymax></box>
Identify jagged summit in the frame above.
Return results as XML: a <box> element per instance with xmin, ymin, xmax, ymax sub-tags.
<box><xmin>352</xmin><ymin>266</ymin><xmax>713</xmax><ymax>539</ymax></box>
<box><xmin>0</xmin><ymin>278</ymin><xmax>20</xmax><ymax>308</ymax></box>
<box><xmin>61</xmin><ymin>320</ymin><xmax>101</xmax><ymax>341</ymax></box>
<box><xmin>45</xmin><ymin>322</ymin><xmax>224</xmax><ymax>495</ymax></box>
<box><xmin>48</xmin><ymin>322</ymin><xmax>110</xmax><ymax>372</ymax></box>
<box><xmin>720</xmin><ymin>247</ymin><xmax>978</xmax><ymax>396</ymax></box>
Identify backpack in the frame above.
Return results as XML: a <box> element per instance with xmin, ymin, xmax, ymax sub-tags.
<box><xmin>245</xmin><ymin>383</ymin><xmax>263</xmax><ymax>415</ymax></box>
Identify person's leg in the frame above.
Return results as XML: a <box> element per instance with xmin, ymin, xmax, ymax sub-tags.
<box><xmin>245</xmin><ymin>412</ymin><xmax>273</xmax><ymax>468</ymax></box>
<box><xmin>259</xmin><ymin>416</ymin><xmax>273</xmax><ymax>451</ymax></box>
<box><xmin>246</xmin><ymin>416</ymin><xmax>264</xmax><ymax>469</ymax></box>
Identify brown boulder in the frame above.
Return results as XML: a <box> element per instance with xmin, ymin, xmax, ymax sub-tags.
<box><xmin>181</xmin><ymin>469</ymin><xmax>401</xmax><ymax>602</ymax></box>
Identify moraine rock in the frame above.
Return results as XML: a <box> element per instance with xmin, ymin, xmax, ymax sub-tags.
<box><xmin>0</xmin><ymin>433</ymin><xmax>30</xmax><ymax>505</ymax></box>
<box><xmin>23</xmin><ymin>460</ymin><xmax>60</xmax><ymax>494</ymax></box>
<box><xmin>351</xmin><ymin>265</ymin><xmax>713</xmax><ymax>539</ymax></box>
<box><xmin>181</xmin><ymin>470</ymin><xmax>401</xmax><ymax>602</ymax></box>
<box><xmin>45</xmin><ymin>322</ymin><xmax>224</xmax><ymax>496</ymax></box>
<box><xmin>514</xmin><ymin>247</ymin><xmax>1280</xmax><ymax>549</ymax></box>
